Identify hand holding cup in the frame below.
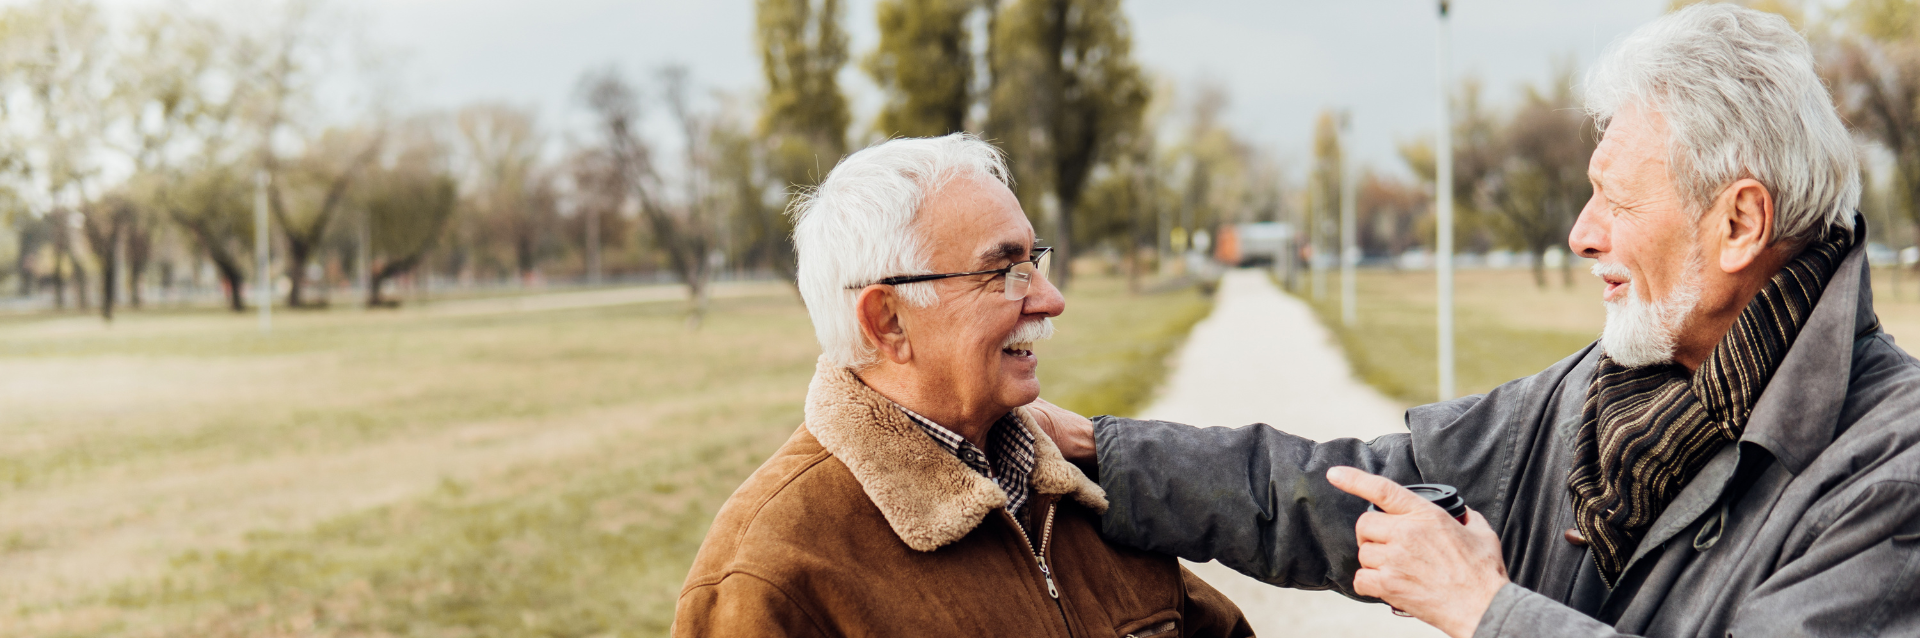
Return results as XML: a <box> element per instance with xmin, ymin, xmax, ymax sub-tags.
<box><xmin>1326</xmin><ymin>466</ymin><xmax>1510</xmax><ymax>638</ymax></box>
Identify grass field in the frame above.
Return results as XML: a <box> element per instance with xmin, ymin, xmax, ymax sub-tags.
<box><xmin>0</xmin><ymin>275</ymin><xmax>1212</xmax><ymax>638</ymax></box>
<box><xmin>1300</xmin><ymin>266</ymin><xmax>1920</xmax><ymax>406</ymax></box>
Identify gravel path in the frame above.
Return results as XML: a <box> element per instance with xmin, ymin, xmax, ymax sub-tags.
<box><xmin>1136</xmin><ymin>269</ymin><xmax>1445</xmax><ymax>637</ymax></box>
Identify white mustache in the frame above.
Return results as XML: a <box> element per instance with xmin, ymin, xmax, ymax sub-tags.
<box><xmin>1591</xmin><ymin>261</ymin><xmax>1631</xmax><ymax>282</ymax></box>
<box><xmin>1002</xmin><ymin>318</ymin><xmax>1055</xmax><ymax>347</ymax></box>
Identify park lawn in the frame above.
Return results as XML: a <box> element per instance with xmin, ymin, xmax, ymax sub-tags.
<box><xmin>1301</xmin><ymin>268</ymin><xmax>1608</xmax><ymax>405</ymax></box>
<box><xmin>1</xmin><ymin>274</ymin><xmax>1210</xmax><ymax>638</ymax></box>
<box><xmin>1303</xmin><ymin>266</ymin><xmax>1920</xmax><ymax>407</ymax></box>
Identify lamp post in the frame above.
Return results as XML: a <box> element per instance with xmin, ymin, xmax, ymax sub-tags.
<box><xmin>255</xmin><ymin>169</ymin><xmax>271</xmax><ymax>334</ymax></box>
<box><xmin>1435</xmin><ymin>0</ymin><xmax>1456</xmax><ymax>400</ymax></box>
<box><xmin>1339</xmin><ymin>110</ymin><xmax>1357</xmax><ymax>326</ymax></box>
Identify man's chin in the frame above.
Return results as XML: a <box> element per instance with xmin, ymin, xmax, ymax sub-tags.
<box><xmin>998</xmin><ymin>378</ymin><xmax>1041</xmax><ymax>413</ymax></box>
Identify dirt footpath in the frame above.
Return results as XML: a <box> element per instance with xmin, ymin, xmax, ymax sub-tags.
<box><xmin>1136</xmin><ymin>269</ymin><xmax>1445</xmax><ymax>638</ymax></box>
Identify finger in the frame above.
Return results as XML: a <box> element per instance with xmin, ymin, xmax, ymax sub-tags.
<box><xmin>1465</xmin><ymin>508</ymin><xmax>1495</xmax><ymax>534</ymax></box>
<box><xmin>1356</xmin><ymin>539</ymin><xmax>1390</xmax><ymax>569</ymax></box>
<box><xmin>1327</xmin><ymin>466</ymin><xmax>1431</xmax><ymax>515</ymax></box>
<box><xmin>1026</xmin><ymin>404</ymin><xmax>1055</xmax><ymax>433</ymax></box>
<box><xmin>1352</xmin><ymin>567</ymin><xmax>1387</xmax><ymax>599</ymax></box>
<box><xmin>1354</xmin><ymin>511</ymin><xmax>1394</xmax><ymax>545</ymax></box>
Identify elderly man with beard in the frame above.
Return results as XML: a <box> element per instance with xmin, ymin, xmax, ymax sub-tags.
<box><xmin>673</xmin><ymin>134</ymin><xmax>1250</xmax><ymax>638</ymax></box>
<box><xmin>1034</xmin><ymin>5</ymin><xmax>1920</xmax><ymax>638</ymax></box>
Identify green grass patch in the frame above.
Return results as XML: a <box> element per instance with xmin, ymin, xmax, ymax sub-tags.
<box><xmin>1040</xmin><ymin>277</ymin><xmax>1214</xmax><ymax>417</ymax></box>
<box><xmin>1292</xmin><ymin>269</ymin><xmax>1605</xmax><ymax>404</ymax></box>
<box><xmin>10</xmin><ymin>274</ymin><xmax>1212</xmax><ymax>637</ymax></box>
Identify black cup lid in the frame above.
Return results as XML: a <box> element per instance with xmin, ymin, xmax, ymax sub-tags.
<box><xmin>1368</xmin><ymin>483</ymin><xmax>1467</xmax><ymax>518</ymax></box>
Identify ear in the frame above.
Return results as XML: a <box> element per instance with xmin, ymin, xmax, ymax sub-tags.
<box><xmin>1716</xmin><ymin>178</ymin><xmax>1775</xmax><ymax>274</ymax></box>
<box><xmin>855</xmin><ymin>285</ymin><xmax>913</xmax><ymax>364</ymax></box>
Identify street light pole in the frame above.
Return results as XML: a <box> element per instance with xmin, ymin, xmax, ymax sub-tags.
<box><xmin>1340</xmin><ymin>109</ymin><xmax>1357</xmax><ymax>326</ymax></box>
<box><xmin>255</xmin><ymin>169</ymin><xmax>272</xmax><ymax>334</ymax></box>
<box><xmin>1436</xmin><ymin>0</ymin><xmax>1456</xmax><ymax>400</ymax></box>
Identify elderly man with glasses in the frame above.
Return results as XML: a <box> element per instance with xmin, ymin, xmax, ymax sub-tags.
<box><xmin>672</xmin><ymin>133</ymin><xmax>1250</xmax><ymax>638</ymax></box>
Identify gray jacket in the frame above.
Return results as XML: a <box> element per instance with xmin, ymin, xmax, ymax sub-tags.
<box><xmin>1094</xmin><ymin>243</ymin><xmax>1920</xmax><ymax>637</ymax></box>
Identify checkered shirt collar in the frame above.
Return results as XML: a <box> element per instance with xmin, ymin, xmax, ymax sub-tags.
<box><xmin>893</xmin><ymin>404</ymin><xmax>1038</xmax><ymax>517</ymax></box>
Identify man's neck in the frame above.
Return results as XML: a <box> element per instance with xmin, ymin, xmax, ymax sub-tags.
<box><xmin>854</xmin><ymin>365</ymin><xmax>1001</xmax><ymax>448</ymax></box>
<box><xmin>1674</xmin><ymin>249</ymin><xmax>1798</xmax><ymax>372</ymax></box>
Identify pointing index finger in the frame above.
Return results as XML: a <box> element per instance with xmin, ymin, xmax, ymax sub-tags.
<box><xmin>1327</xmin><ymin>466</ymin><xmax>1430</xmax><ymax>516</ymax></box>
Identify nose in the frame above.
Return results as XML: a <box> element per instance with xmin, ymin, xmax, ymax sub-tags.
<box><xmin>1023</xmin><ymin>269</ymin><xmax>1066</xmax><ymax>318</ymax></box>
<box><xmin>1569</xmin><ymin>193</ymin><xmax>1610</xmax><ymax>259</ymax></box>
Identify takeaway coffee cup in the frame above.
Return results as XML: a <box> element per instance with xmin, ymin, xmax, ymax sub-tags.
<box><xmin>1366</xmin><ymin>483</ymin><xmax>1469</xmax><ymax>617</ymax></box>
<box><xmin>1368</xmin><ymin>483</ymin><xmax>1469</xmax><ymax>524</ymax></box>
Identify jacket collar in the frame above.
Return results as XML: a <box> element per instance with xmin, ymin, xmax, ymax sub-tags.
<box><xmin>1741</xmin><ymin>223</ymin><xmax>1873</xmax><ymax>475</ymax></box>
<box><xmin>802</xmin><ymin>357</ymin><xmax>1108</xmax><ymax>552</ymax></box>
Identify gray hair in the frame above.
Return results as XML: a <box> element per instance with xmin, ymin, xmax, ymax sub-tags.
<box><xmin>1584</xmin><ymin>3</ymin><xmax>1859</xmax><ymax>244</ymax></box>
<box><xmin>791</xmin><ymin>133</ymin><xmax>1012</xmax><ymax>369</ymax></box>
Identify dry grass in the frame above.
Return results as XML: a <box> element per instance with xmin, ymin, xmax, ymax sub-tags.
<box><xmin>1298</xmin><ymin>268</ymin><xmax>1606</xmax><ymax>405</ymax></box>
<box><xmin>1301</xmin><ymin>266</ymin><xmax>1920</xmax><ymax>407</ymax></box>
<box><xmin>0</xmin><ymin>275</ymin><xmax>1211</xmax><ymax>638</ymax></box>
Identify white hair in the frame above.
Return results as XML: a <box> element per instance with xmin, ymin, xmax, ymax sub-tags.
<box><xmin>790</xmin><ymin>133</ymin><xmax>1013</xmax><ymax>369</ymax></box>
<box><xmin>1584</xmin><ymin>3</ymin><xmax>1859</xmax><ymax>244</ymax></box>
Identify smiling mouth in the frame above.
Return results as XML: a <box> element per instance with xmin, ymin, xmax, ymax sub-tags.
<box><xmin>1002</xmin><ymin>341</ymin><xmax>1034</xmax><ymax>357</ymax></box>
<box><xmin>1603</xmin><ymin>278</ymin><xmax>1628</xmax><ymax>300</ymax></box>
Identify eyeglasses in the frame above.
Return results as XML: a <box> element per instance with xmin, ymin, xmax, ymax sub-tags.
<box><xmin>848</xmin><ymin>247</ymin><xmax>1053</xmax><ymax>301</ymax></box>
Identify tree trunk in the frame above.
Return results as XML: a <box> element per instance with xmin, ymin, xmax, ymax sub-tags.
<box><xmin>72</xmin><ymin>257</ymin><xmax>90</xmax><ymax>311</ymax></box>
<box><xmin>15</xmin><ymin>248</ymin><xmax>31</xmax><ymax>297</ymax></box>
<box><xmin>1053</xmin><ymin>198</ymin><xmax>1075</xmax><ymax>292</ymax></box>
<box><xmin>586</xmin><ymin>205</ymin><xmax>602</xmax><ymax>285</ymax></box>
<box><xmin>81</xmin><ymin>208</ymin><xmax>127</xmax><ymax>321</ymax></box>
<box><xmin>286</xmin><ymin>239</ymin><xmax>314</xmax><ymax>307</ymax></box>
<box><xmin>128</xmin><ymin>221</ymin><xmax>151</xmax><ymax>308</ymax></box>
<box><xmin>52</xmin><ymin>251</ymin><xmax>67</xmax><ymax>309</ymax></box>
<box><xmin>215</xmin><ymin>259</ymin><xmax>245</xmax><ymax>312</ymax></box>
<box><xmin>1531</xmin><ymin>244</ymin><xmax>1547</xmax><ymax>289</ymax></box>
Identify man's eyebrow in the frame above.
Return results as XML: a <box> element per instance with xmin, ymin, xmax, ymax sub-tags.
<box><xmin>975</xmin><ymin>242</ymin><xmax>1028</xmax><ymax>268</ymax></box>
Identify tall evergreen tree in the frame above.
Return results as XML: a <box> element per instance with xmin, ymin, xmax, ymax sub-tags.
<box><xmin>756</xmin><ymin>0</ymin><xmax>849</xmax><ymax>280</ymax></box>
<box><xmin>865</xmin><ymin>0</ymin><xmax>975</xmax><ymax>138</ymax></box>
<box><xmin>758</xmin><ymin>0</ymin><xmax>850</xmax><ymax>187</ymax></box>
<box><xmin>988</xmin><ymin>0</ymin><xmax>1147</xmax><ymax>291</ymax></box>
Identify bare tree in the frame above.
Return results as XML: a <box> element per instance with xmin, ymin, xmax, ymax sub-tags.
<box><xmin>580</xmin><ymin>66</ymin><xmax>718</xmax><ymax>327</ymax></box>
<box><xmin>244</xmin><ymin>0</ymin><xmax>384</xmax><ymax>307</ymax></box>
<box><xmin>1479</xmin><ymin>64</ymin><xmax>1593</xmax><ymax>287</ymax></box>
<box><xmin>165</xmin><ymin>165</ymin><xmax>256</xmax><ymax>312</ymax></box>
<box><xmin>456</xmin><ymin>104</ymin><xmax>551</xmax><ymax>284</ymax></box>
<box><xmin>360</xmin><ymin>118</ymin><xmax>459</xmax><ymax>306</ymax></box>
<box><xmin>6</xmin><ymin>0</ymin><xmax>111</xmax><ymax>314</ymax></box>
<box><xmin>1828</xmin><ymin>2</ymin><xmax>1920</xmax><ymax>252</ymax></box>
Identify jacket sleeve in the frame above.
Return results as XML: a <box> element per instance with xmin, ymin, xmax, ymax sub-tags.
<box><xmin>1092</xmin><ymin>344</ymin><xmax>1597</xmax><ymax>602</ymax></box>
<box><xmin>673</xmin><ymin>572</ymin><xmax>828</xmax><ymax>638</ymax></box>
<box><xmin>1474</xmin><ymin>480</ymin><xmax>1920</xmax><ymax>638</ymax></box>
<box><xmin>1092</xmin><ymin>415</ymin><xmax>1436</xmax><ymax>599</ymax></box>
<box><xmin>1177</xmin><ymin>564</ymin><xmax>1256</xmax><ymax>638</ymax></box>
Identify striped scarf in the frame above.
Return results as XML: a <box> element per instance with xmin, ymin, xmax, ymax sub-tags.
<box><xmin>1568</xmin><ymin>223</ymin><xmax>1854</xmax><ymax>586</ymax></box>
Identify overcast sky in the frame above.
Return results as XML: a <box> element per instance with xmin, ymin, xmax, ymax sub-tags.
<box><xmin>248</xmin><ymin>0</ymin><xmax>1674</xmax><ymax>176</ymax></box>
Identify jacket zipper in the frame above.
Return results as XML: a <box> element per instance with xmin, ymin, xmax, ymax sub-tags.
<box><xmin>1034</xmin><ymin>502</ymin><xmax>1060</xmax><ymax>599</ymax></box>
<box><xmin>1013</xmin><ymin>500</ymin><xmax>1070</xmax><ymax>635</ymax></box>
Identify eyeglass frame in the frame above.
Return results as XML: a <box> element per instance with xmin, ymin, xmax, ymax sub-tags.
<box><xmin>846</xmin><ymin>246</ymin><xmax>1054</xmax><ymax>300</ymax></box>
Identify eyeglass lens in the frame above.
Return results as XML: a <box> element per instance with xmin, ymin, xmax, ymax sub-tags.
<box><xmin>1002</xmin><ymin>251</ymin><xmax>1053</xmax><ymax>301</ymax></box>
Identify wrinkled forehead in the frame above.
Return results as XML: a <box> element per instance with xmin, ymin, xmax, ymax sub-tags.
<box><xmin>915</xmin><ymin>175</ymin><xmax>1035</xmax><ymax>270</ymax></box>
<box><xmin>1591</xmin><ymin>103</ymin><xmax>1670</xmax><ymax>185</ymax></box>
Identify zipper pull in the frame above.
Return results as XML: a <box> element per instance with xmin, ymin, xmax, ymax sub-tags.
<box><xmin>1038</xmin><ymin>557</ymin><xmax>1059</xmax><ymax>599</ymax></box>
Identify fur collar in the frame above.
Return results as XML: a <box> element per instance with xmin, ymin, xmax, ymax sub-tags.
<box><xmin>803</xmin><ymin>357</ymin><xmax>1108</xmax><ymax>552</ymax></box>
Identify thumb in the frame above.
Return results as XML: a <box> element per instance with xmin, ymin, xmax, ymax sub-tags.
<box><xmin>1327</xmin><ymin>466</ymin><xmax>1431</xmax><ymax>515</ymax></box>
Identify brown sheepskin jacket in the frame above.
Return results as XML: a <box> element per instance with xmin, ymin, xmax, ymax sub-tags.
<box><xmin>674</xmin><ymin>358</ymin><xmax>1252</xmax><ymax>638</ymax></box>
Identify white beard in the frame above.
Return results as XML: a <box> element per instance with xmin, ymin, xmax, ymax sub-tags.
<box><xmin>1596</xmin><ymin>250</ymin><xmax>1704</xmax><ymax>369</ymax></box>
